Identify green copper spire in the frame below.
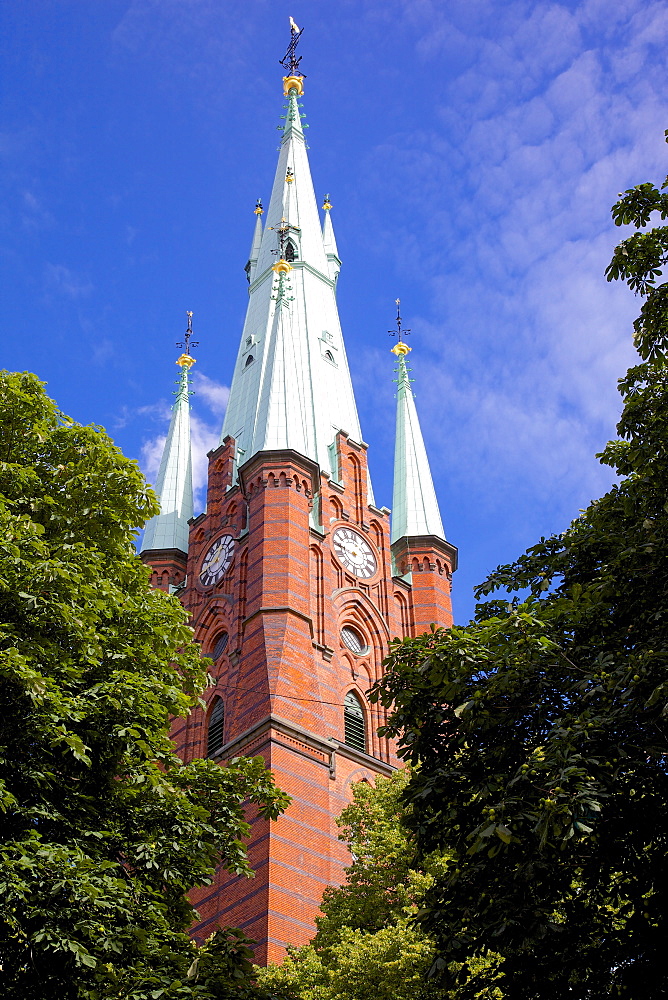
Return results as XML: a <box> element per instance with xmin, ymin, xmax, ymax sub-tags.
<box><xmin>220</xmin><ymin>49</ymin><xmax>364</xmax><ymax>476</ymax></box>
<box><xmin>141</xmin><ymin>315</ymin><xmax>196</xmax><ymax>555</ymax></box>
<box><xmin>390</xmin><ymin>324</ymin><xmax>446</xmax><ymax>544</ymax></box>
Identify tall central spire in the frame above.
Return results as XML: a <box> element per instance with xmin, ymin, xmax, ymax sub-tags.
<box><xmin>220</xmin><ymin>30</ymin><xmax>363</xmax><ymax>479</ymax></box>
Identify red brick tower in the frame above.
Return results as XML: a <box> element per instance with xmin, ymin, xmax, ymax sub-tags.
<box><xmin>141</xmin><ymin>28</ymin><xmax>457</xmax><ymax>966</ymax></box>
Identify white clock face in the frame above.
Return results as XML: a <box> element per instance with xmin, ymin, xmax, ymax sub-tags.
<box><xmin>199</xmin><ymin>534</ymin><xmax>234</xmax><ymax>587</ymax></box>
<box><xmin>332</xmin><ymin>527</ymin><xmax>377</xmax><ymax>579</ymax></box>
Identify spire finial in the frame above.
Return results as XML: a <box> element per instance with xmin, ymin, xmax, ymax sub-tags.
<box><xmin>176</xmin><ymin>311</ymin><xmax>198</xmax><ymax>368</ymax></box>
<box><xmin>389</xmin><ymin>298</ymin><xmax>412</xmax><ymax>356</ymax></box>
<box><xmin>322</xmin><ymin>193</ymin><xmax>332</xmax><ymax>211</ymax></box>
<box><xmin>254</xmin><ymin>198</ymin><xmax>264</xmax><ymax>215</ymax></box>
<box><xmin>281</xmin><ymin>17</ymin><xmax>305</xmax><ymax>95</ymax></box>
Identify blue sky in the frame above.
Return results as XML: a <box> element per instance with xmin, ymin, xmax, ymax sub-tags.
<box><xmin>1</xmin><ymin>0</ymin><xmax>666</xmax><ymax>623</ymax></box>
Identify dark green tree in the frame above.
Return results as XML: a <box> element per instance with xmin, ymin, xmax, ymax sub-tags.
<box><xmin>0</xmin><ymin>372</ymin><xmax>289</xmax><ymax>999</ymax></box>
<box><xmin>371</xmin><ymin>138</ymin><xmax>668</xmax><ymax>998</ymax></box>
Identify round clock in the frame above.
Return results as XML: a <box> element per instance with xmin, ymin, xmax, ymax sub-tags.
<box><xmin>199</xmin><ymin>534</ymin><xmax>235</xmax><ymax>586</ymax></box>
<box><xmin>332</xmin><ymin>527</ymin><xmax>377</xmax><ymax>579</ymax></box>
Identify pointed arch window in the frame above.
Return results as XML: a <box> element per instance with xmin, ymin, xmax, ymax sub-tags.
<box><xmin>344</xmin><ymin>691</ymin><xmax>366</xmax><ymax>753</ymax></box>
<box><xmin>244</xmin><ymin>354</ymin><xmax>254</xmax><ymax>368</ymax></box>
<box><xmin>207</xmin><ymin>697</ymin><xmax>225</xmax><ymax>758</ymax></box>
<box><xmin>285</xmin><ymin>240</ymin><xmax>297</xmax><ymax>262</ymax></box>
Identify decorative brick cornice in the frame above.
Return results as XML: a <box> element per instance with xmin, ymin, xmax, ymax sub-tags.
<box><xmin>391</xmin><ymin>533</ymin><xmax>459</xmax><ymax>572</ymax></box>
<box><xmin>140</xmin><ymin>546</ymin><xmax>188</xmax><ymax>564</ymax></box>
<box><xmin>238</xmin><ymin>448</ymin><xmax>321</xmax><ymax>496</ymax></box>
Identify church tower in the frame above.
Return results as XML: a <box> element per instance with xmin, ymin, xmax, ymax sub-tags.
<box><xmin>141</xmin><ymin>24</ymin><xmax>457</xmax><ymax>966</ymax></box>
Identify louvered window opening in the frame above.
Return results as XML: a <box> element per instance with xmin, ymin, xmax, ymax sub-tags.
<box><xmin>344</xmin><ymin>692</ymin><xmax>366</xmax><ymax>753</ymax></box>
<box><xmin>213</xmin><ymin>632</ymin><xmax>229</xmax><ymax>659</ymax></box>
<box><xmin>207</xmin><ymin>698</ymin><xmax>225</xmax><ymax>758</ymax></box>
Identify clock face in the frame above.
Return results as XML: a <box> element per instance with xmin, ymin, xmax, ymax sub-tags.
<box><xmin>332</xmin><ymin>527</ymin><xmax>377</xmax><ymax>579</ymax></box>
<box><xmin>199</xmin><ymin>534</ymin><xmax>235</xmax><ymax>587</ymax></box>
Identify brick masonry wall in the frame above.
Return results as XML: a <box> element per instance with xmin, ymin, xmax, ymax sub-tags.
<box><xmin>142</xmin><ymin>434</ymin><xmax>456</xmax><ymax>964</ymax></box>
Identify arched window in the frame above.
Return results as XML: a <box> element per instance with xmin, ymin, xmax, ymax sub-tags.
<box><xmin>244</xmin><ymin>354</ymin><xmax>254</xmax><ymax>368</ymax></box>
<box><xmin>285</xmin><ymin>240</ymin><xmax>297</xmax><ymax>261</ymax></box>
<box><xmin>207</xmin><ymin>697</ymin><xmax>225</xmax><ymax>758</ymax></box>
<box><xmin>344</xmin><ymin>692</ymin><xmax>366</xmax><ymax>753</ymax></box>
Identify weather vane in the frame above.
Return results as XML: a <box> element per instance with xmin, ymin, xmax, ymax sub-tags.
<box><xmin>388</xmin><ymin>299</ymin><xmax>411</xmax><ymax>344</ymax></box>
<box><xmin>280</xmin><ymin>16</ymin><xmax>305</xmax><ymax>78</ymax></box>
<box><xmin>176</xmin><ymin>311</ymin><xmax>199</xmax><ymax>357</ymax></box>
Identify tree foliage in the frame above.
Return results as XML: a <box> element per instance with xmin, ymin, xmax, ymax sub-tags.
<box><xmin>371</xmin><ymin>139</ymin><xmax>668</xmax><ymax>997</ymax></box>
<box><xmin>0</xmin><ymin>372</ymin><xmax>289</xmax><ymax>999</ymax></box>
<box><xmin>258</xmin><ymin>772</ymin><xmax>503</xmax><ymax>1000</ymax></box>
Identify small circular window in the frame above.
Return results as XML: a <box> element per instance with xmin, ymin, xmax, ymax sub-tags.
<box><xmin>341</xmin><ymin>626</ymin><xmax>368</xmax><ymax>656</ymax></box>
<box><xmin>213</xmin><ymin>632</ymin><xmax>229</xmax><ymax>659</ymax></box>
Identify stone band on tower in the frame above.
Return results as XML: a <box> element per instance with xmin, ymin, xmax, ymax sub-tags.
<box><xmin>141</xmin><ymin>24</ymin><xmax>456</xmax><ymax>965</ymax></box>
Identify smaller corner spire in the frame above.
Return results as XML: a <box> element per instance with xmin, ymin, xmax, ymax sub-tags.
<box><xmin>141</xmin><ymin>312</ymin><xmax>196</xmax><ymax>557</ymax></box>
<box><xmin>280</xmin><ymin>17</ymin><xmax>305</xmax><ymax>95</ymax></box>
<box><xmin>246</xmin><ymin>203</ymin><xmax>264</xmax><ymax>283</ymax></box>
<box><xmin>322</xmin><ymin>194</ymin><xmax>341</xmax><ymax>282</ymax></box>
<box><xmin>390</xmin><ymin>302</ymin><xmax>445</xmax><ymax>544</ymax></box>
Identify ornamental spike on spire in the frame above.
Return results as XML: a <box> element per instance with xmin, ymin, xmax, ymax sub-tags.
<box><xmin>141</xmin><ymin>312</ymin><xmax>196</xmax><ymax>556</ymax></box>
<box><xmin>390</xmin><ymin>303</ymin><xmax>446</xmax><ymax>544</ymax></box>
<box><xmin>220</xmin><ymin>22</ymin><xmax>364</xmax><ymax>478</ymax></box>
<box><xmin>322</xmin><ymin>194</ymin><xmax>341</xmax><ymax>283</ymax></box>
<box><xmin>246</xmin><ymin>199</ymin><xmax>264</xmax><ymax>283</ymax></box>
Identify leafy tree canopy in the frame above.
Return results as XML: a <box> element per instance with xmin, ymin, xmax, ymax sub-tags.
<box><xmin>0</xmin><ymin>372</ymin><xmax>289</xmax><ymax>999</ymax></box>
<box><xmin>371</xmin><ymin>136</ymin><xmax>668</xmax><ymax>998</ymax></box>
<box><xmin>258</xmin><ymin>771</ymin><xmax>503</xmax><ymax>1000</ymax></box>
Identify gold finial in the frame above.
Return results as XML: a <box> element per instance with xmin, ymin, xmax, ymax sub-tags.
<box><xmin>322</xmin><ymin>193</ymin><xmax>332</xmax><ymax>211</ymax></box>
<box><xmin>176</xmin><ymin>353</ymin><xmax>196</xmax><ymax>368</ymax></box>
<box><xmin>254</xmin><ymin>198</ymin><xmax>264</xmax><ymax>215</ymax></box>
<box><xmin>272</xmin><ymin>259</ymin><xmax>293</xmax><ymax>274</ymax></box>
<box><xmin>286</xmin><ymin>167</ymin><xmax>294</xmax><ymax>184</ymax></box>
<box><xmin>283</xmin><ymin>75</ymin><xmax>304</xmax><ymax>96</ymax></box>
<box><xmin>391</xmin><ymin>341</ymin><xmax>411</xmax><ymax>357</ymax></box>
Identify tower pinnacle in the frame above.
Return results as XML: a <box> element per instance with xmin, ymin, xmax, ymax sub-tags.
<box><xmin>141</xmin><ymin>313</ymin><xmax>196</xmax><ymax>557</ymax></box>
<box><xmin>390</xmin><ymin>306</ymin><xmax>445</xmax><ymax>544</ymax></box>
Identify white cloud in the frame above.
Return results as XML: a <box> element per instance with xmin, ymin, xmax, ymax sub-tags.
<box><xmin>354</xmin><ymin>0</ymin><xmax>666</xmax><ymax>545</ymax></box>
<box><xmin>44</xmin><ymin>263</ymin><xmax>93</xmax><ymax>299</ymax></box>
<box><xmin>193</xmin><ymin>372</ymin><xmax>229</xmax><ymax>417</ymax></box>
